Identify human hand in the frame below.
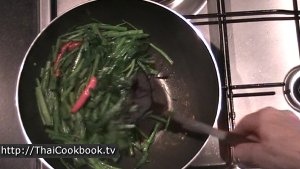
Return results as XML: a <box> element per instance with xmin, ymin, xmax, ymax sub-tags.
<box><xmin>233</xmin><ymin>107</ymin><xmax>300</xmax><ymax>169</ymax></box>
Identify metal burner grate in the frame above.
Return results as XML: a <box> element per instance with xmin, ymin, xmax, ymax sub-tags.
<box><xmin>186</xmin><ymin>0</ymin><xmax>299</xmax><ymax>128</ymax></box>
<box><xmin>185</xmin><ymin>0</ymin><xmax>300</xmax><ymax>166</ymax></box>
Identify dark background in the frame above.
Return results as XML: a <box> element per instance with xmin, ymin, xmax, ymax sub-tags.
<box><xmin>0</xmin><ymin>0</ymin><xmax>38</xmax><ymax>168</ymax></box>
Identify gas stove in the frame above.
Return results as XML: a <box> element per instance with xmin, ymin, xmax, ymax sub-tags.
<box><xmin>0</xmin><ymin>0</ymin><xmax>299</xmax><ymax>168</ymax></box>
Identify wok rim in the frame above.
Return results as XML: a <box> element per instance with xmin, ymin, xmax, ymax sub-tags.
<box><xmin>15</xmin><ymin>0</ymin><xmax>223</xmax><ymax>168</ymax></box>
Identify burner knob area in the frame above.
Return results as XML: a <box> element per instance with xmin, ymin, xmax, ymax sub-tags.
<box><xmin>284</xmin><ymin>66</ymin><xmax>300</xmax><ymax>112</ymax></box>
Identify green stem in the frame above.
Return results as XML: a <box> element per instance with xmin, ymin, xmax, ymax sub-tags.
<box><xmin>150</xmin><ymin>43</ymin><xmax>173</xmax><ymax>65</ymax></box>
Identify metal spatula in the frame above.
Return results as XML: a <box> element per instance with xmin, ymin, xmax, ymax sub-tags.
<box><xmin>172</xmin><ymin>113</ymin><xmax>256</xmax><ymax>146</ymax></box>
<box><xmin>131</xmin><ymin>75</ymin><xmax>255</xmax><ymax>145</ymax></box>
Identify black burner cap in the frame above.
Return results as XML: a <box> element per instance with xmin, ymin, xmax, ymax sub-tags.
<box><xmin>284</xmin><ymin>66</ymin><xmax>300</xmax><ymax>112</ymax></box>
<box><xmin>292</xmin><ymin>78</ymin><xmax>300</xmax><ymax>103</ymax></box>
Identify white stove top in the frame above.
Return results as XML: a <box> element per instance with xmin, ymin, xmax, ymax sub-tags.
<box><xmin>227</xmin><ymin>0</ymin><xmax>300</xmax><ymax>123</ymax></box>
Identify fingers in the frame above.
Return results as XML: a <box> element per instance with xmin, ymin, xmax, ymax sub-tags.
<box><xmin>234</xmin><ymin>107</ymin><xmax>278</xmax><ymax>135</ymax></box>
<box><xmin>233</xmin><ymin>143</ymin><xmax>278</xmax><ymax>169</ymax></box>
<box><xmin>233</xmin><ymin>107</ymin><xmax>300</xmax><ymax>169</ymax></box>
<box><xmin>234</xmin><ymin>142</ymin><xmax>286</xmax><ymax>169</ymax></box>
<box><xmin>235</xmin><ymin>107</ymin><xmax>299</xmax><ymax>135</ymax></box>
<box><xmin>284</xmin><ymin>110</ymin><xmax>300</xmax><ymax>121</ymax></box>
<box><xmin>233</xmin><ymin>109</ymin><xmax>264</xmax><ymax>135</ymax></box>
<box><xmin>233</xmin><ymin>143</ymin><xmax>263</xmax><ymax>165</ymax></box>
<box><xmin>234</xmin><ymin>113</ymin><xmax>259</xmax><ymax>135</ymax></box>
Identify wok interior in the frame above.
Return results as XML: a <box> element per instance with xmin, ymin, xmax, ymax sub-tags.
<box><xmin>18</xmin><ymin>0</ymin><xmax>220</xmax><ymax>168</ymax></box>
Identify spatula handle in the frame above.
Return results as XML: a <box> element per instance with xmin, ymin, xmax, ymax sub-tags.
<box><xmin>174</xmin><ymin>113</ymin><xmax>257</xmax><ymax>145</ymax></box>
<box><xmin>224</xmin><ymin>132</ymin><xmax>257</xmax><ymax>146</ymax></box>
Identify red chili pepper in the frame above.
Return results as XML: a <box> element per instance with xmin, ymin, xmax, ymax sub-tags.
<box><xmin>71</xmin><ymin>76</ymin><xmax>97</xmax><ymax>113</ymax></box>
<box><xmin>54</xmin><ymin>41</ymin><xmax>81</xmax><ymax>77</ymax></box>
<box><xmin>68</xmin><ymin>41</ymin><xmax>82</xmax><ymax>50</ymax></box>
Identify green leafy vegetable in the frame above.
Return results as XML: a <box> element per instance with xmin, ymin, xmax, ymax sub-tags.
<box><xmin>36</xmin><ymin>21</ymin><xmax>173</xmax><ymax>169</ymax></box>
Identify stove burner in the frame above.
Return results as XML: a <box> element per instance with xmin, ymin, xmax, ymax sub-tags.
<box><xmin>283</xmin><ymin>66</ymin><xmax>300</xmax><ymax>112</ymax></box>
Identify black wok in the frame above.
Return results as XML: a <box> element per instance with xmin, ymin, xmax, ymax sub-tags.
<box><xmin>17</xmin><ymin>0</ymin><xmax>221</xmax><ymax>168</ymax></box>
